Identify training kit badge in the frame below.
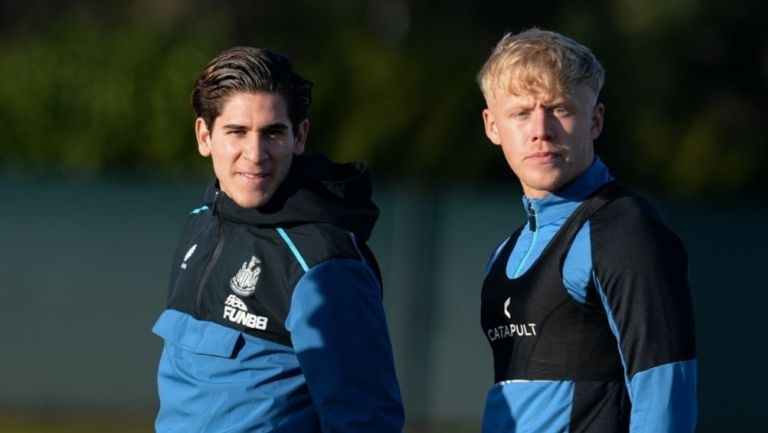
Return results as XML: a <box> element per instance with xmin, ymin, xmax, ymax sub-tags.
<box><xmin>230</xmin><ymin>256</ymin><xmax>262</xmax><ymax>296</ymax></box>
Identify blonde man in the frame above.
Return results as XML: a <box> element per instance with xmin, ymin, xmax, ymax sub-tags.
<box><xmin>478</xmin><ymin>29</ymin><xmax>697</xmax><ymax>432</ymax></box>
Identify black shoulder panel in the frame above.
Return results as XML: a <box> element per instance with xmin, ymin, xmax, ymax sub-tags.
<box><xmin>589</xmin><ymin>196</ymin><xmax>696</xmax><ymax>377</ymax></box>
<box><xmin>164</xmin><ymin>216</ymin><xmax>379</xmax><ymax>348</ymax></box>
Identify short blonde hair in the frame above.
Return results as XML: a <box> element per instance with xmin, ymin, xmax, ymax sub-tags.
<box><xmin>477</xmin><ymin>28</ymin><xmax>605</xmax><ymax>101</ymax></box>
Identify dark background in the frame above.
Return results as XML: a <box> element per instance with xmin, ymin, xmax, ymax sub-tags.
<box><xmin>1</xmin><ymin>0</ymin><xmax>766</xmax><ymax>200</ymax></box>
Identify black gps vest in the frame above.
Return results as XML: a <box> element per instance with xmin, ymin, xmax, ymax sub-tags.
<box><xmin>481</xmin><ymin>182</ymin><xmax>629</xmax><ymax>383</ymax></box>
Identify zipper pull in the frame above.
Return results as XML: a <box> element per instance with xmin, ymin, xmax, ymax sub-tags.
<box><xmin>212</xmin><ymin>190</ymin><xmax>220</xmax><ymax>214</ymax></box>
<box><xmin>527</xmin><ymin>202</ymin><xmax>537</xmax><ymax>231</ymax></box>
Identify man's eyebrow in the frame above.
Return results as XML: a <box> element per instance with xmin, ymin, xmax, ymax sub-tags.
<box><xmin>258</xmin><ymin>122</ymin><xmax>290</xmax><ymax>133</ymax></box>
<box><xmin>221</xmin><ymin>124</ymin><xmax>248</xmax><ymax>131</ymax></box>
<box><xmin>220</xmin><ymin>122</ymin><xmax>289</xmax><ymax>130</ymax></box>
<box><xmin>541</xmin><ymin>99</ymin><xmax>573</xmax><ymax>109</ymax></box>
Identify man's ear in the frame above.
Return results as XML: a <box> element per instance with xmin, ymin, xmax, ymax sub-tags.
<box><xmin>195</xmin><ymin>117</ymin><xmax>212</xmax><ymax>157</ymax></box>
<box><xmin>482</xmin><ymin>108</ymin><xmax>502</xmax><ymax>145</ymax></box>
<box><xmin>591</xmin><ymin>103</ymin><xmax>605</xmax><ymax>140</ymax></box>
<box><xmin>293</xmin><ymin>119</ymin><xmax>309</xmax><ymax>155</ymax></box>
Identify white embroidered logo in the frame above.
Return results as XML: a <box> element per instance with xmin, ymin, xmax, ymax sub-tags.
<box><xmin>181</xmin><ymin>244</ymin><xmax>197</xmax><ymax>269</ymax></box>
<box><xmin>223</xmin><ymin>295</ymin><xmax>268</xmax><ymax>330</ymax></box>
<box><xmin>230</xmin><ymin>256</ymin><xmax>261</xmax><ymax>296</ymax></box>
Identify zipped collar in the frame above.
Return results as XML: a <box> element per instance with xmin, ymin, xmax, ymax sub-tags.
<box><xmin>522</xmin><ymin>157</ymin><xmax>613</xmax><ymax>230</ymax></box>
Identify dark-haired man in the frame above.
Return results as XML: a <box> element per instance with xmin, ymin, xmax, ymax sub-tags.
<box><xmin>152</xmin><ymin>46</ymin><xmax>404</xmax><ymax>432</ymax></box>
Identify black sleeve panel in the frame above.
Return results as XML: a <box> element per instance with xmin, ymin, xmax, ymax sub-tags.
<box><xmin>589</xmin><ymin>197</ymin><xmax>696</xmax><ymax>378</ymax></box>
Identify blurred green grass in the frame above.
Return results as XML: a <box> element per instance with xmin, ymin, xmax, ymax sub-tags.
<box><xmin>0</xmin><ymin>414</ymin><xmax>153</xmax><ymax>433</ymax></box>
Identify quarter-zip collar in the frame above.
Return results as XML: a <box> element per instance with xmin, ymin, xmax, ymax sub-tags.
<box><xmin>521</xmin><ymin>157</ymin><xmax>613</xmax><ymax>230</ymax></box>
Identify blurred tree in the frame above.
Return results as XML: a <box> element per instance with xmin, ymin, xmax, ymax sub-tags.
<box><xmin>0</xmin><ymin>2</ymin><xmax>229</xmax><ymax>178</ymax></box>
<box><xmin>0</xmin><ymin>0</ymin><xmax>765</xmax><ymax>200</ymax></box>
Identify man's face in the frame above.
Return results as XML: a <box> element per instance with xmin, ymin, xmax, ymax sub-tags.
<box><xmin>195</xmin><ymin>92</ymin><xmax>308</xmax><ymax>208</ymax></box>
<box><xmin>482</xmin><ymin>84</ymin><xmax>604</xmax><ymax>198</ymax></box>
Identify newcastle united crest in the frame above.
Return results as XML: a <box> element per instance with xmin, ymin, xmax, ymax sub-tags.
<box><xmin>230</xmin><ymin>256</ymin><xmax>262</xmax><ymax>297</ymax></box>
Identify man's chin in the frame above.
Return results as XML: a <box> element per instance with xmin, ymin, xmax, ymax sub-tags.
<box><xmin>229</xmin><ymin>191</ymin><xmax>270</xmax><ymax>209</ymax></box>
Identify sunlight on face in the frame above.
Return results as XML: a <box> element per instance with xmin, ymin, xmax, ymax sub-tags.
<box><xmin>482</xmin><ymin>84</ymin><xmax>604</xmax><ymax>198</ymax></box>
<box><xmin>195</xmin><ymin>92</ymin><xmax>308</xmax><ymax>208</ymax></box>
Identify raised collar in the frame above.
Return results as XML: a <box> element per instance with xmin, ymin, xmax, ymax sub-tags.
<box><xmin>521</xmin><ymin>157</ymin><xmax>614</xmax><ymax>227</ymax></box>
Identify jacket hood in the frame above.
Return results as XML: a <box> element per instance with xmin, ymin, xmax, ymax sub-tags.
<box><xmin>205</xmin><ymin>153</ymin><xmax>380</xmax><ymax>242</ymax></box>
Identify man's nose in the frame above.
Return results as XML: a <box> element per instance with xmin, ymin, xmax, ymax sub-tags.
<box><xmin>531</xmin><ymin>109</ymin><xmax>554</xmax><ymax>141</ymax></box>
<box><xmin>242</xmin><ymin>135</ymin><xmax>266</xmax><ymax>161</ymax></box>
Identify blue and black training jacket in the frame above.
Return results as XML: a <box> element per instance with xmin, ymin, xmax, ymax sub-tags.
<box><xmin>480</xmin><ymin>157</ymin><xmax>697</xmax><ymax>432</ymax></box>
<box><xmin>152</xmin><ymin>154</ymin><xmax>404</xmax><ymax>433</ymax></box>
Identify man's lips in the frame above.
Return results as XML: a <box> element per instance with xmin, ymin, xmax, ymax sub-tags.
<box><xmin>237</xmin><ymin>172</ymin><xmax>269</xmax><ymax>180</ymax></box>
<box><xmin>526</xmin><ymin>151</ymin><xmax>560</xmax><ymax>162</ymax></box>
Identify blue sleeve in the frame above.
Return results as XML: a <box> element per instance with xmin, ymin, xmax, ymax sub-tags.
<box><xmin>628</xmin><ymin>360</ymin><xmax>698</xmax><ymax>432</ymax></box>
<box><xmin>591</xmin><ymin>204</ymin><xmax>698</xmax><ymax>433</ymax></box>
<box><xmin>285</xmin><ymin>258</ymin><xmax>405</xmax><ymax>433</ymax></box>
<box><xmin>594</xmin><ymin>272</ymin><xmax>698</xmax><ymax>433</ymax></box>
